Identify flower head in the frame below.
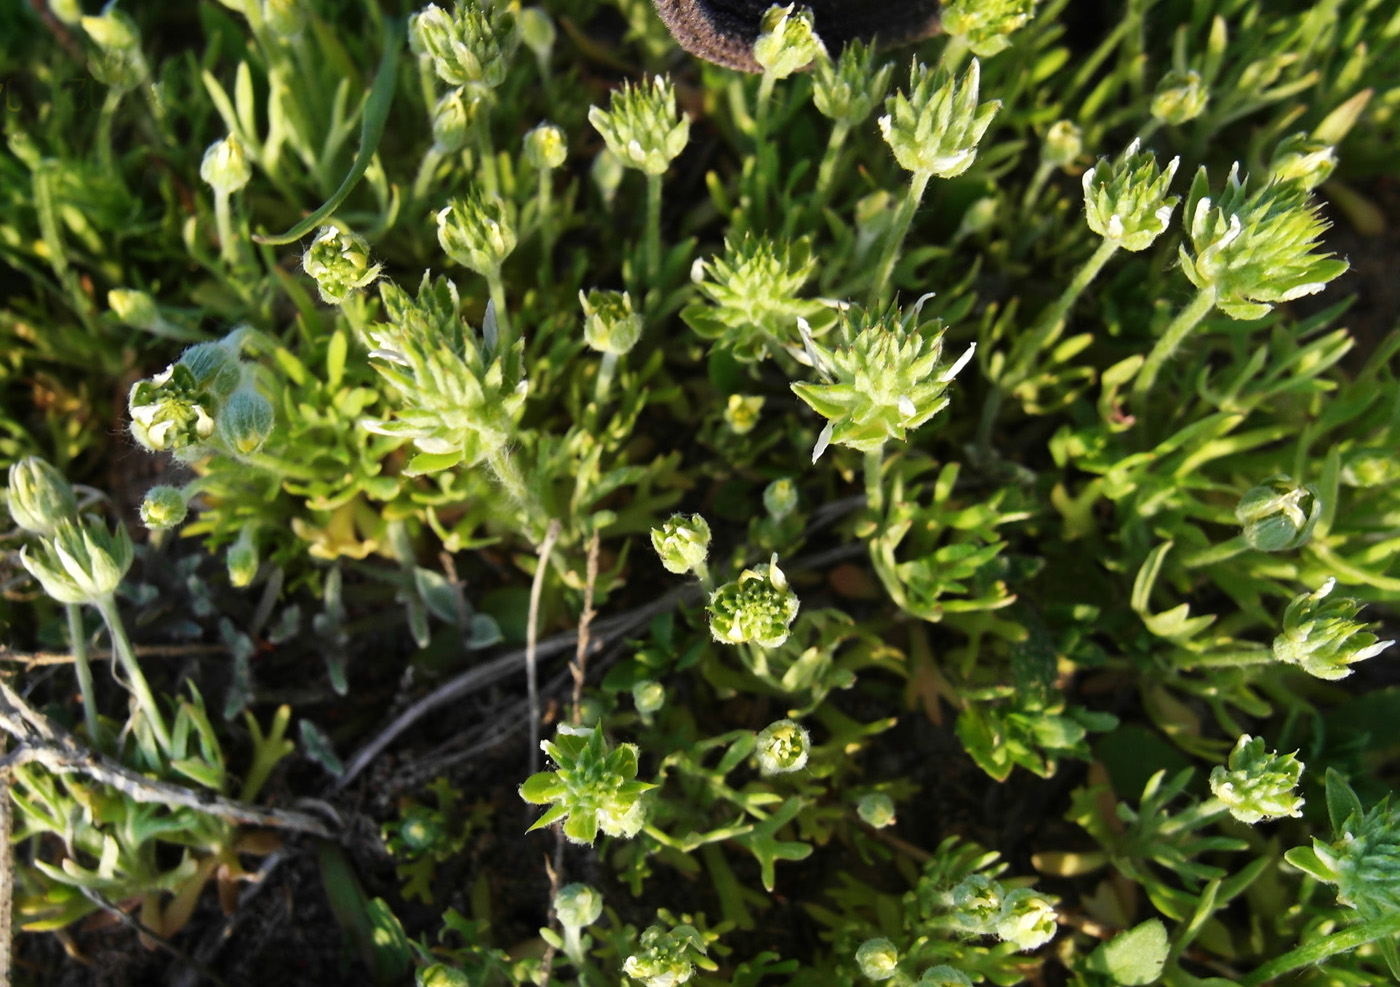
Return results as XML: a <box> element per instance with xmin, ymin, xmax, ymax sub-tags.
<box><xmin>1273</xmin><ymin>578</ymin><xmax>1394</xmax><ymax>680</ymax></box>
<box><xmin>21</xmin><ymin>515</ymin><xmax>133</xmax><ymax>605</ymax></box>
<box><xmin>623</xmin><ymin>923</ymin><xmax>710</xmax><ymax>987</ymax></box>
<box><xmin>812</xmin><ymin>40</ymin><xmax>893</xmax><ymax>126</ymax></box>
<box><xmin>410</xmin><ymin>1</ymin><xmax>517</xmax><ymax>94</ymax></box>
<box><xmin>753</xmin><ymin>4</ymin><xmax>826</xmax><ymax>79</ymax></box>
<box><xmin>708</xmin><ymin>555</ymin><xmax>800</xmax><ymax>648</ymax></box>
<box><xmin>940</xmin><ymin>0</ymin><xmax>1036</xmax><ymax>57</ymax></box>
<box><xmin>857</xmin><ymin>792</ymin><xmax>896</xmax><ymax>828</ymax></box>
<box><xmin>1269</xmin><ymin>133</ymin><xmax>1337</xmax><ymax>190</ymax></box>
<box><xmin>430</xmin><ymin>87</ymin><xmax>474</xmax><ymax>153</ymax></box>
<box><xmin>683</xmin><ymin>234</ymin><xmax>824</xmax><ymax>362</ymax></box>
<box><xmin>519</xmin><ymin>723</ymin><xmax>655</xmax><ymax>845</ymax></box>
<box><xmin>554</xmin><ymin>883</ymin><xmax>603</xmax><ymax>930</ymax></box>
<box><xmin>995</xmin><ymin>888</ymin><xmax>1057</xmax><ymax>950</ymax></box>
<box><xmin>1150</xmin><ymin>68</ymin><xmax>1209</xmax><ymax>125</ymax></box>
<box><xmin>139</xmin><ymin>485</ymin><xmax>189</xmax><ymax>531</ymax></box>
<box><xmin>1082</xmin><ymin>139</ymin><xmax>1181</xmax><ymax>251</ymax></box>
<box><xmin>588</xmin><ymin>75</ymin><xmax>689</xmax><ymax>176</ymax></box>
<box><xmin>755</xmin><ymin>719</ymin><xmax>811</xmax><ymax>775</ymax></box>
<box><xmin>1209</xmin><ymin>734</ymin><xmax>1305</xmax><ymax>824</ymax></box>
<box><xmin>879</xmin><ymin>58</ymin><xmax>1000</xmax><ymax>178</ymax></box>
<box><xmin>436</xmin><ymin>187</ymin><xmax>517</xmax><ymax>277</ymax></box>
<box><xmin>7</xmin><ymin>457</ymin><xmax>79</xmax><ymax>537</ymax></box>
<box><xmin>303</xmin><ymin>226</ymin><xmax>383</xmax><ymax>305</ymax></box>
<box><xmin>1179</xmin><ymin>163</ymin><xmax>1349</xmax><ymax>320</ymax></box>
<box><xmin>524</xmin><ymin>122</ymin><xmax>567</xmax><ymax>170</ymax></box>
<box><xmin>651</xmin><ymin>513</ymin><xmax>711</xmax><ymax>576</ymax></box>
<box><xmin>200</xmin><ymin>134</ymin><xmax>252</xmax><ymax>195</ymax></box>
<box><xmin>1287</xmin><ymin>770</ymin><xmax>1400</xmax><ymax>923</ymax></box>
<box><xmin>580</xmin><ymin>288</ymin><xmax>643</xmax><ymax>355</ymax></box>
<box><xmin>855</xmin><ymin>938</ymin><xmax>899</xmax><ymax>981</ymax></box>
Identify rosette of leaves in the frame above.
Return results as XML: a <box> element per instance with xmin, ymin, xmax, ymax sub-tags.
<box><xmin>791</xmin><ymin>302</ymin><xmax>974</xmax><ymax>461</ymax></box>
<box><xmin>682</xmin><ymin>233</ymin><xmax>829</xmax><ymax>362</ymax></box>
<box><xmin>359</xmin><ymin>274</ymin><xmax>527</xmax><ymax>476</ymax></box>
<box><xmin>519</xmin><ymin>723</ymin><xmax>655</xmax><ymax>845</ymax></box>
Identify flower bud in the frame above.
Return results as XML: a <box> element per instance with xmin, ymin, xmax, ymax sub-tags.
<box><xmin>523</xmin><ymin>122</ymin><xmax>567</xmax><ymax>170</ymax></box>
<box><xmin>812</xmin><ymin>39</ymin><xmax>892</xmax><ymax>126</ymax></box>
<box><xmin>1151</xmin><ymin>68</ymin><xmax>1209</xmax><ymax>125</ymax></box>
<box><xmin>436</xmin><ymin>188</ymin><xmax>517</xmax><ymax>276</ymax></box>
<box><xmin>857</xmin><ymin>792</ymin><xmax>896</xmax><ymax>828</ymax></box>
<box><xmin>879</xmin><ymin>58</ymin><xmax>1000</xmax><ymax>178</ymax></box>
<box><xmin>1269</xmin><ymin>133</ymin><xmax>1337</xmax><ymax>190</ymax></box>
<box><xmin>81</xmin><ymin>5</ymin><xmax>147</xmax><ymax>90</ymax></box>
<box><xmin>855</xmin><ymin>938</ymin><xmax>899</xmax><ymax>981</ymax></box>
<box><xmin>651</xmin><ymin>513</ymin><xmax>711</xmax><ymax>576</ymax></box>
<box><xmin>753</xmin><ymin>4</ymin><xmax>826</xmax><ymax>80</ymax></box>
<box><xmin>917</xmin><ymin>967</ymin><xmax>972</xmax><ymax>987</ymax></box>
<box><xmin>21</xmin><ymin>516</ymin><xmax>133</xmax><ymax>605</ymax></box>
<box><xmin>763</xmin><ymin>478</ymin><xmax>797</xmax><ymax>520</ymax></box>
<box><xmin>303</xmin><ymin>226</ymin><xmax>384</xmax><ymax>305</ymax></box>
<box><xmin>431</xmin><ymin>87</ymin><xmax>474</xmax><ymax>153</ymax></box>
<box><xmin>178</xmin><ymin>341</ymin><xmax>244</xmax><ymax>399</ymax></box>
<box><xmin>1340</xmin><ymin>447</ymin><xmax>1399</xmax><ymax>488</ymax></box>
<box><xmin>139</xmin><ymin>485</ymin><xmax>189</xmax><ymax>530</ymax></box>
<box><xmin>588</xmin><ymin>75</ymin><xmax>689</xmax><ymax>176</ymax></box>
<box><xmin>218</xmin><ymin>387</ymin><xmax>275</xmax><ymax>457</ymax></box>
<box><xmin>1209</xmin><ymin>734</ymin><xmax>1305</xmax><ymax>824</ymax></box>
<box><xmin>724</xmin><ymin>394</ymin><xmax>764</xmax><ymax>435</ymax></box>
<box><xmin>554</xmin><ymin>882</ymin><xmax>603</xmax><ymax>930</ymax></box>
<box><xmin>955</xmin><ymin>195</ymin><xmax>999</xmax><ymax>238</ymax></box>
<box><xmin>1041</xmin><ymin>119</ymin><xmax>1082</xmax><ymax>168</ymax></box>
<box><xmin>756</xmin><ymin>718</ymin><xmax>810</xmax><ymax>775</ymax></box>
<box><xmin>709</xmin><ymin>555</ymin><xmax>800</xmax><ymax>648</ymax></box>
<box><xmin>580</xmin><ymin>288</ymin><xmax>642</xmax><ymax>355</ymax></box>
<box><xmin>952</xmin><ymin>874</ymin><xmax>1004</xmax><ymax>932</ymax></box>
<box><xmin>7</xmin><ymin>457</ymin><xmax>79</xmax><ymax>536</ymax></box>
<box><xmin>632</xmin><ymin>679</ymin><xmax>666</xmax><ymax>715</ymax></box>
<box><xmin>200</xmin><ymin>134</ymin><xmax>253</xmax><ymax>195</ymax></box>
<box><xmin>1235</xmin><ymin>474</ymin><xmax>1320</xmax><ymax>551</ymax></box>
<box><xmin>1082</xmin><ymin>139</ymin><xmax>1180</xmax><ymax>251</ymax></box>
<box><xmin>518</xmin><ymin>6</ymin><xmax>556</xmax><ymax>62</ymax></box>
<box><xmin>941</xmin><ymin>0</ymin><xmax>1036</xmax><ymax>57</ymax></box>
<box><xmin>396</xmin><ymin>804</ymin><xmax>448</xmax><ymax>854</ymax></box>
<box><xmin>411</xmin><ymin>1</ymin><xmax>517</xmax><ymax>94</ymax></box>
<box><xmin>108</xmin><ymin>288</ymin><xmax>161</xmax><ymax>331</ymax></box>
<box><xmin>1273</xmin><ymin>578</ymin><xmax>1394</xmax><ymax>680</ymax></box>
<box><xmin>227</xmin><ymin>525</ymin><xmax>259</xmax><ymax>587</ymax></box>
<box><xmin>995</xmin><ymin>888</ymin><xmax>1057</xmax><ymax>950</ymax></box>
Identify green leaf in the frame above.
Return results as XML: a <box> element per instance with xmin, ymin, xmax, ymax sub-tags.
<box><xmin>1324</xmin><ymin>767</ymin><xmax>1365</xmax><ymax>834</ymax></box>
<box><xmin>1086</xmin><ymin>919</ymin><xmax>1169</xmax><ymax>985</ymax></box>
<box><xmin>519</xmin><ymin>772</ymin><xmax>565</xmax><ymax>804</ymax></box>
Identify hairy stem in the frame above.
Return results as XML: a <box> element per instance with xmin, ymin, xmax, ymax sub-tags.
<box><xmin>1133</xmin><ymin>286</ymin><xmax>1218</xmax><ymax>404</ymax></box>
<box><xmin>94</xmin><ymin>596</ymin><xmax>171</xmax><ymax>757</ymax></box>
<box><xmin>868</xmin><ymin>169</ymin><xmax>932</xmax><ymax>307</ymax></box>
<box><xmin>66</xmin><ymin>604</ymin><xmax>103</xmax><ymax>749</ymax></box>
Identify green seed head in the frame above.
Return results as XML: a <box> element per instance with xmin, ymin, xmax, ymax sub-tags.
<box><xmin>651</xmin><ymin>513</ymin><xmax>711</xmax><ymax>576</ymax></box>
<box><xmin>879</xmin><ymin>58</ymin><xmax>1000</xmax><ymax>178</ymax></box>
<box><xmin>753</xmin><ymin>4</ymin><xmax>827</xmax><ymax>80</ymax></box>
<box><xmin>200</xmin><ymin>134</ymin><xmax>252</xmax><ymax>195</ymax></box>
<box><xmin>588</xmin><ymin>75</ymin><xmax>689</xmax><ymax>176</ymax></box>
<box><xmin>7</xmin><ymin>457</ymin><xmax>79</xmax><ymax>537</ymax></box>
<box><xmin>940</xmin><ymin>0</ymin><xmax>1037</xmax><ymax>57</ymax></box>
<box><xmin>684</xmin><ymin>233</ymin><xmax>821</xmax><ymax>363</ymax></box>
<box><xmin>303</xmin><ymin>226</ymin><xmax>383</xmax><ymax>305</ymax></box>
<box><xmin>708</xmin><ymin>555</ymin><xmax>800</xmax><ymax>648</ymax></box>
<box><xmin>436</xmin><ymin>188</ymin><xmax>517</xmax><ymax>276</ymax></box>
<box><xmin>1082</xmin><ymin>139</ymin><xmax>1181</xmax><ymax>251</ymax></box>
<box><xmin>580</xmin><ymin>288</ymin><xmax>643</xmax><ymax>355</ymax></box>
<box><xmin>1273</xmin><ymin>578</ymin><xmax>1394</xmax><ymax>681</ymax></box>
<box><xmin>1150</xmin><ymin>68</ymin><xmax>1209</xmax><ymax>125</ymax></box>
<box><xmin>410</xmin><ymin>1</ymin><xmax>517</xmax><ymax>95</ymax></box>
<box><xmin>139</xmin><ymin>485</ymin><xmax>189</xmax><ymax>531</ymax></box>
<box><xmin>855</xmin><ymin>938</ymin><xmax>899</xmax><ymax>981</ymax></box>
<box><xmin>812</xmin><ymin>39</ymin><xmax>893</xmax><ymax>126</ymax></box>
<box><xmin>1209</xmin><ymin>734</ymin><xmax>1305</xmax><ymax>824</ymax></box>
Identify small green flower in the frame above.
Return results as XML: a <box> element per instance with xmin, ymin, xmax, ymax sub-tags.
<box><xmin>524</xmin><ymin>122</ymin><xmax>567</xmax><ymax>170</ymax></box>
<box><xmin>1209</xmin><ymin>734</ymin><xmax>1305</xmax><ymax>824</ymax></box>
<box><xmin>200</xmin><ymin>134</ymin><xmax>252</xmax><ymax>195</ymax></box>
<box><xmin>303</xmin><ymin>226</ymin><xmax>383</xmax><ymax>305</ymax></box>
<box><xmin>791</xmin><ymin>302</ymin><xmax>975</xmax><ymax>461</ymax></box>
<box><xmin>436</xmin><ymin>187</ymin><xmax>517</xmax><ymax>278</ymax></box>
<box><xmin>1150</xmin><ymin>68</ymin><xmax>1209</xmax><ymax>125</ymax></box>
<box><xmin>580</xmin><ymin>289</ymin><xmax>643</xmax><ymax>355</ymax></box>
<box><xmin>632</xmin><ymin>680</ymin><xmax>666</xmax><ymax>716</ymax></box>
<box><xmin>410</xmin><ymin>1</ymin><xmax>517</xmax><ymax>94</ymax></box>
<box><xmin>708</xmin><ymin>555</ymin><xmax>800</xmax><ymax>648</ymax></box>
<box><xmin>1041</xmin><ymin>119</ymin><xmax>1082</xmax><ymax>168</ymax></box>
<box><xmin>812</xmin><ymin>39</ymin><xmax>893</xmax><ymax>126</ymax></box>
<box><xmin>755</xmin><ymin>718</ymin><xmax>810</xmax><ymax>775</ymax></box>
<box><xmin>1269</xmin><ymin>133</ymin><xmax>1337</xmax><ymax>190</ymax></box>
<box><xmin>519</xmin><ymin>723</ymin><xmax>655</xmax><ymax>845</ymax></box>
<box><xmin>855</xmin><ymin>938</ymin><xmax>900</xmax><ymax>981</ymax></box>
<box><xmin>724</xmin><ymin>394</ymin><xmax>765</xmax><ymax>435</ymax></box>
<box><xmin>139</xmin><ymin>485</ymin><xmax>189</xmax><ymax>531</ymax></box>
<box><xmin>683</xmin><ymin>234</ymin><xmax>825</xmax><ymax>362</ymax></box>
<box><xmin>1179</xmin><ymin>163</ymin><xmax>1349</xmax><ymax>320</ymax></box>
<box><xmin>555</xmin><ymin>882</ymin><xmax>603</xmax><ymax>930</ymax></box>
<box><xmin>1235</xmin><ymin>474</ymin><xmax>1320</xmax><ymax>552</ymax></box>
<box><xmin>857</xmin><ymin>792</ymin><xmax>896</xmax><ymax>828</ymax></box>
<box><xmin>21</xmin><ymin>516</ymin><xmax>133</xmax><ymax>606</ymax></box>
<box><xmin>753</xmin><ymin>4</ymin><xmax>826</xmax><ymax>80</ymax></box>
<box><xmin>588</xmin><ymin>75</ymin><xmax>690</xmax><ymax>176</ymax></box>
<box><xmin>995</xmin><ymin>888</ymin><xmax>1057</xmax><ymax>950</ymax></box>
<box><xmin>879</xmin><ymin>58</ymin><xmax>1000</xmax><ymax>178</ymax></box>
<box><xmin>917</xmin><ymin>967</ymin><xmax>972</xmax><ymax>987</ymax></box>
<box><xmin>623</xmin><ymin>923</ymin><xmax>711</xmax><ymax>987</ymax></box>
<box><xmin>951</xmin><ymin>873</ymin><xmax>1004</xmax><ymax>932</ymax></box>
<box><xmin>763</xmin><ymin>478</ymin><xmax>797</xmax><ymax>521</ymax></box>
<box><xmin>431</xmin><ymin>87</ymin><xmax>473</xmax><ymax>153</ymax></box>
<box><xmin>651</xmin><ymin>513</ymin><xmax>711</xmax><ymax>576</ymax></box>
<box><xmin>940</xmin><ymin>0</ymin><xmax>1037</xmax><ymax>57</ymax></box>
<box><xmin>1273</xmin><ymin>578</ymin><xmax>1394</xmax><ymax>681</ymax></box>
<box><xmin>1082</xmin><ymin>139</ymin><xmax>1181</xmax><ymax>251</ymax></box>
<box><xmin>7</xmin><ymin>457</ymin><xmax>79</xmax><ymax>537</ymax></box>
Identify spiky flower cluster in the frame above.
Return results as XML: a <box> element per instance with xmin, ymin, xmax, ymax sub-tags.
<box><xmin>436</xmin><ymin>187</ymin><xmax>517</xmax><ymax>279</ymax></box>
<box><xmin>1179</xmin><ymin>163</ymin><xmax>1349</xmax><ymax>320</ymax></box>
<box><xmin>708</xmin><ymin>555</ymin><xmax>800</xmax><ymax>648</ymax></box>
<box><xmin>410</xmin><ymin>1</ymin><xmax>518</xmax><ymax>95</ymax></box>
<box><xmin>791</xmin><ymin>303</ymin><xmax>975</xmax><ymax>461</ymax></box>
<box><xmin>1209</xmin><ymin>735</ymin><xmax>1305</xmax><ymax>824</ymax></box>
<box><xmin>812</xmin><ymin>39</ymin><xmax>893</xmax><ymax>126</ymax></box>
<box><xmin>753</xmin><ymin>3</ymin><xmax>826</xmax><ymax>79</ymax></box>
<box><xmin>940</xmin><ymin>0</ymin><xmax>1037</xmax><ymax>57</ymax></box>
<box><xmin>755</xmin><ymin>719</ymin><xmax>811</xmax><ymax>775</ymax></box>
<box><xmin>302</xmin><ymin>226</ymin><xmax>382</xmax><ymax>305</ymax></box>
<box><xmin>519</xmin><ymin>723</ymin><xmax>655</xmax><ymax>845</ymax></box>
<box><xmin>951</xmin><ymin>874</ymin><xmax>1057</xmax><ymax>950</ymax></box>
<box><xmin>1082</xmin><ymin>139</ymin><xmax>1181</xmax><ymax>251</ymax></box>
<box><xmin>1273</xmin><ymin>578</ymin><xmax>1394</xmax><ymax>680</ymax></box>
<box><xmin>879</xmin><ymin>58</ymin><xmax>1000</xmax><ymax>178</ymax></box>
<box><xmin>623</xmin><ymin>923</ymin><xmax>711</xmax><ymax>987</ymax></box>
<box><xmin>360</xmin><ymin>274</ymin><xmax>526</xmax><ymax>475</ymax></box>
<box><xmin>651</xmin><ymin>513</ymin><xmax>711</xmax><ymax>576</ymax></box>
<box><xmin>683</xmin><ymin>234</ymin><xmax>825</xmax><ymax>362</ymax></box>
<box><xmin>588</xmin><ymin>75</ymin><xmax>689</xmax><ymax>176</ymax></box>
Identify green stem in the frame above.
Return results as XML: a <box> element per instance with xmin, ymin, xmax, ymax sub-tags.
<box><xmin>475</xmin><ymin>100</ymin><xmax>499</xmax><ymax>197</ymax></box>
<box><xmin>645</xmin><ymin>171</ymin><xmax>663</xmax><ymax>292</ymax></box>
<box><xmin>486</xmin><ymin>268</ymin><xmax>513</xmax><ymax>351</ymax></box>
<box><xmin>537</xmin><ymin>166</ymin><xmax>555</xmax><ymax>282</ymax></box>
<box><xmin>213</xmin><ymin>189</ymin><xmax>238</xmax><ymax>267</ymax></box>
<box><xmin>868</xmin><ymin>169</ymin><xmax>931</xmax><ymax>307</ymax></box>
<box><xmin>487</xmin><ymin>445</ymin><xmax>545</xmax><ymax>538</ymax></box>
<box><xmin>864</xmin><ymin>445</ymin><xmax>885</xmax><ymax>517</ymax></box>
<box><xmin>94</xmin><ymin>596</ymin><xmax>172</xmax><ymax>757</ymax></box>
<box><xmin>410</xmin><ymin>146</ymin><xmax>444</xmax><ymax>209</ymax></box>
<box><xmin>594</xmin><ymin>351</ymin><xmax>619</xmax><ymax>406</ymax></box>
<box><xmin>798</xmin><ymin>117</ymin><xmax>851</xmax><ymax>237</ymax></box>
<box><xmin>1240</xmin><ymin>912</ymin><xmax>1400</xmax><ymax>986</ymax></box>
<box><xmin>1179</xmin><ymin>533</ymin><xmax>1248</xmax><ymax>569</ymax></box>
<box><xmin>96</xmin><ymin>88</ymin><xmax>123</xmax><ymax>178</ymax></box>
<box><xmin>1133</xmin><ymin>286</ymin><xmax>1218</xmax><ymax>404</ymax></box>
<box><xmin>1020</xmin><ymin>161</ymin><xmax>1053</xmax><ymax>213</ymax></box>
<box><xmin>752</xmin><ymin>71</ymin><xmax>778</xmax><ymax>223</ymax></box>
<box><xmin>66</xmin><ymin>604</ymin><xmax>103</xmax><ymax>749</ymax></box>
